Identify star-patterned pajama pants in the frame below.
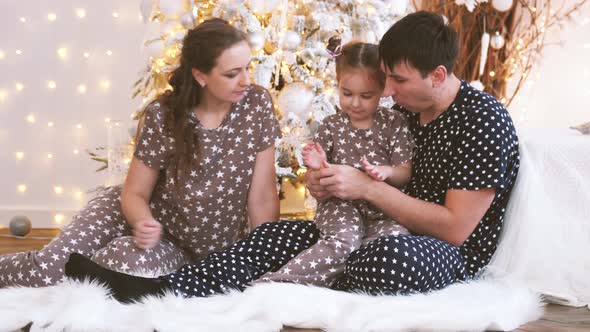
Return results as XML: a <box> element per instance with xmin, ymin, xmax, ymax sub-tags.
<box><xmin>0</xmin><ymin>186</ymin><xmax>191</xmax><ymax>288</ymax></box>
<box><xmin>258</xmin><ymin>199</ymin><xmax>366</xmax><ymax>286</ymax></box>
<box><xmin>162</xmin><ymin>219</ymin><xmax>321</xmax><ymax>297</ymax></box>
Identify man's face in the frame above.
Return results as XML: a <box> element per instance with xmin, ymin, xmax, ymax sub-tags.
<box><xmin>381</xmin><ymin>61</ymin><xmax>435</xmax><ymax>113</ymax></box>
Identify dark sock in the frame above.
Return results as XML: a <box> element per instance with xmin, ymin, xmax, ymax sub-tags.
<box><xmin>65</xmin><ymin>252</ymin><xmax>172</xmax><ymax>303</ymax></box>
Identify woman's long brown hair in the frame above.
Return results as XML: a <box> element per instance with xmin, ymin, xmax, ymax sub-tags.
<box><xmin>160</xmin><ymin>18</ymin><xmax>246</xmax><ymax>191</ymax></box>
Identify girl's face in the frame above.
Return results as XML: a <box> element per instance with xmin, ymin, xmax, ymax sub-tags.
<box><xmin>338</xmin><ymin>68</ymin><xmax>384</xmax><ymax>129</ymax></box>
<box><xmin>194</xmin><ymin>40</ymin><xmax>252</xmax><ymax>104</ymax></box>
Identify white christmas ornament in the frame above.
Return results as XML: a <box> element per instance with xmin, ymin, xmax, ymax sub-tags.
<box><xmin>278</xmin><ymin>82</ymin><xmax>315</xmax><ymax>120</ymax></box>
<box><xmin>490</xmin><ymin>32</ymin><xmax>506</xmax><ymax>49</ymax></box>
<box><xmin>254</xmin><ymin>57</ymin><xmax>276</xmax><ymax>88</ymax></box>
<box><xmin>159</xmin><ymin>0</ymin><xmax>187</xmax><ymax>18</ymax></box>
<box><xmin>492</xmin><ymin>0</ymin><xmax>513</xmax><ymax>12</ymax></box>
<box><xmin>249</xmin><ymin>0</ymin><xmax>280</xmax><ymax>14</ymax></box>
<box><xmin>180</xmin><ymin>12</ymin><xmax>195</xmax><ymax>29</ymax></box>
<box><xmin>283</xmin><ymin>30</ymin><xmax>301</xmax><ymax>51</ymax></box>
<box><xmin>479</xmin><ymin>31</ymin><xmax>490</xmax><ymax>76</ymax></box>
<box><xmin>470</xmin><ymin>80</ymin><xmax>484</xmax><ymax>91</ymax></box>
<box><xmin>248</xmin><ymin>31</ymin><xmax>265</xmax><ymax>51</ymax></box>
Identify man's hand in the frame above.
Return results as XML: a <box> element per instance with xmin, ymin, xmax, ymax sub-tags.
<box><xmin>319</xmin><ymin>163</ymin><xmax>373</xmax><ymax>200</ymax></box>
<box><xmin>305</xmin><ymin>167</ymin><xmax>332</xmax><ymax>202</ymax></box>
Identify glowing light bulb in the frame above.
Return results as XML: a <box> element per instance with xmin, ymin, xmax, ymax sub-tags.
<box><xmin>47</xmin><ymin>153</ymin><xmax>54</xmax><ymax>159</ymax></box>
<box><xmin>47</xmin><ymin>122</ymin><xmax>54</xmax><ymax>127</ymax></box>
<box><xmin>16</xmin><ymin>152</ymin><xmax>25</xmax><ymax>160</ymax></box>
<box><xmin>15</xmin><ymin>83</ymin><xmax>24</xmax><ymax>91</ymax></box>
<box><xmin>105</xmin><ymin>117</ymin><xmax>111</xmax><ymax>123</ymax></box>
<box><xmin>112</xmin><ymin>12</ymin><xmax>120</xmax><ymax>18</ymax></box>
<box><xmin>83</xmin><ymin>51</ymin><xmax>90</xmax><ymax>58</ymax></box>
<box><xmin>77</xmin><ymin>84</ymin><xmax>87</xmax><ymax>94</ymax></box>
<box><xmin>17</xmin><ymin>185</ymin><xmax>27</xmax><ymax>193</ymax></box>
<box><xmin>489</xmin><ymin>71</ymin><xmax>496</xmax><ymax>77</ymax></box>
<box><xmin>57</xmin><ymin>47</ymin><xmax>68</xmax><ymax>58</ymax></box>
<box><xmin>73</xmin><ymin>149</ymin><xmax>79</xmax><ymax>154</ymax></box>
<box><xmin>76</xmin><ymin>8</ymin><xmax>86</xmax><ymax>18</ymax></box>
<box><xmin>100</xmin><ymin>80</ymin><xmax>111</xmax><ymax>89</ymax></box>
<box><xmin>54</xmin><ymin>186</ymin><xmax>63</xmax><ymax>194</ymax></box>
<box><xmin>54</xmin><ymin>214</ymin><xmax>64</xmax><ymax>224</ymax></box>
<box><xmin>0</xmin><ymin>89</ymin><xmax>7</xmax><ymax>101</ymax></box>
<box><xmin>47</xmin><ymin>13</ymin><xmax>57</xmax><ymax>22</ymax></box>
<box><xmin>26</xmin><ymin>114</ymin><xmax>35</xmax><ymax>123</ymax></box>
<box><xmin>16</xmin><ymin>49</ymin><xmax>22</xmax><ymax>55</ymax></box>
<box><xmin>19</xmin><ymin>17</ymin><xmax>26</xmax><ymax>23</ymax></box>
<box><xmin>0</xmin><ymin>51</ymin><xmax>5</xmax><ymax>59</ymax></box>
<box><xmin>106</xmin><ymin>50</ymin><xmax>113</xmax><ymax>56</ymax></box>
<box><xmin>47</xmin><ymin>81</ymin><xmax>57</xmax><ymax>89</ymax></box>
<box><xmin>76</xmin><ymin>123</ymin><xmax>83</xmax><ymax>129</ymax></box>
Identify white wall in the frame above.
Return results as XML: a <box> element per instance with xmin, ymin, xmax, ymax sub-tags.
<box><xmin>0</xmin><ymin>1</ymin><xmax>144</xmax><ymax>227</ymax></box>
<box><xmin>510</xmin><ymin>3</ymin><xmax>590</xmax><ymax>128</ymax></box>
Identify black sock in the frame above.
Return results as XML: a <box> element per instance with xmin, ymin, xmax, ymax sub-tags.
<box><xmin>65</xmin><ymin>252</ymin><xmax>172</xmax><ymax>303</ymax></box>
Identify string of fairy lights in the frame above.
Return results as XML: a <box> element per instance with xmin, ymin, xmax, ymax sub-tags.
<box><xmin>1</xmin><ymin>4</ymin><xmax>143</xmax><ymax>226</ymax></box>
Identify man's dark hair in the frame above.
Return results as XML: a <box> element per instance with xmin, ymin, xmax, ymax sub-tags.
<box><xmin>379</xmin><ymin>11</ymin><xmax>459</xmax><ymax>77</ymax></box>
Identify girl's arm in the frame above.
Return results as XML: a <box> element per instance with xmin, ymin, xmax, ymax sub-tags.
<box><xmin>247</xmin><ymin>146</ymin><xmax>280</xmax><ymax>229</ymax></box>
<box><xmin>362</xmin><ymin>160</ymin><xmax>412</xmax><ymax>188</ymax></box>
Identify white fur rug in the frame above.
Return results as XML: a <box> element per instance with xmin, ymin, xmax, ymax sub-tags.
<box><xmin>0</xmin><ymin>275</ymin><xmax>543</xmax><ymax>332</ymax></box>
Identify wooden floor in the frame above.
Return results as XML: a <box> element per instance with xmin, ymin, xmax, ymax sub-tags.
<box><xmin>1</xmin><ymin>228</ymin><xmax>589</xmax><ymax>332</ymax></box>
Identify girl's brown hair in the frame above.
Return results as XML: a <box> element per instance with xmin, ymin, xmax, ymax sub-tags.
<box><xmin>327</xmin><ymin>37</ymin><xmax>385</xmax><ymax>86</ymax></box>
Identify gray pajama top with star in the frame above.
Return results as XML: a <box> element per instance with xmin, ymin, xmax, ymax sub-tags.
<box><xmin>136</xmin><ymin>85</ymin><xmax>281</xmax><ymax>260</ymax></box>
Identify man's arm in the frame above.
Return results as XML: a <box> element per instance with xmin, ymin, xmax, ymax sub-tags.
<box><xmin>318</xmin><ymin>164</ymin><xmax>495</xmax><ymax>246</ymax></box>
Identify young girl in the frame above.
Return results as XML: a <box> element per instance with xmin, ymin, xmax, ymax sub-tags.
<box><xmin>1</xmin><ymin>18</ymin><xmax>320</xmax><ymax>291</ymax></box>
<box><xmin>257</xmin><ymin>41</ymin><xmax>415</xmax><ymax>287</ymax></box>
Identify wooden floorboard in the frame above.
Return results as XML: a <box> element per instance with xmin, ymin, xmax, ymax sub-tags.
<box><xmin>1</xmin><ymin>229</ymin><xmax>589</xmax><ymax>332</ymax></box>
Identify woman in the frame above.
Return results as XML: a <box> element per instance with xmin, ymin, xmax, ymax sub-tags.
<box><xmin>0</xmin><ymin>18</ymin><xmax>318</xmax><ymax>289</ymax></box>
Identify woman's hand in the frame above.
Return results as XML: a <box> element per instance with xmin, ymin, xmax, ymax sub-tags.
<box><xmin>132</xmin><ymin>219</ymin><xmax>163</xmax><ymax>250</ymax></box>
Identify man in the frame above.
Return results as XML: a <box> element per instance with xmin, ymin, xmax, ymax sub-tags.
<box><xmin>307</xmin><ymin>11</ymin><xmax>520</xmax><ymax>294</ymax></box>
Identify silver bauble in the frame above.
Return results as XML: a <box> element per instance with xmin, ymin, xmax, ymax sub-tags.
<box><xmin>492</xmin><ymin>0</ymin><xmax>514</xmax><ymax>12</ymax></box>
<box><xmin>180</xmin><ymin>12</ymin><xmax>195</xmax><ymax>29</ymax></box>
<box><xmin>283</xmin><ymin>30</ymin><xmax>301</xmax><ymax>51</ymax></box>
<box><xmin>248</xmin><ymin>31</ymin><xmax>265</xmax><ymax>51</ymax></box>
<box><xmin>490</xmin><ymin>32</ymin><xmax>506</xmax><ymax>50</ymax></box>
<box><xmin>9</xmin><ymin>215</ymin><xmax>32</xmax><ymax>237</ymax></box>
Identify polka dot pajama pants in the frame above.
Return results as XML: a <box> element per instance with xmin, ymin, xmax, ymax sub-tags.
<box><xmin>0</xmin><ymin>186</ymin><xmax>190</xmax><ymax>288</ymax></box>
<box><xmin>332</xmin><ymin>234</ymin><xmax>467</xmax><ymax>295</ymax></box>
<box><xmin>161</xmin><ymin>220</ymin><xmax>465</xmax><ymax>298</ymax></box>
<box><xmin>162</xmin><ymin>219</ymin><xmax>321</xmax><ymax>297</ymax></box>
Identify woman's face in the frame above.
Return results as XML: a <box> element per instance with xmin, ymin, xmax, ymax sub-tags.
<box><xmin>196</xmin><ymin>40</ymin><xmax>252</xmax><ymax>103</ymax></box>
